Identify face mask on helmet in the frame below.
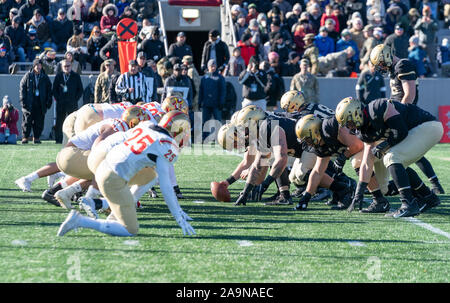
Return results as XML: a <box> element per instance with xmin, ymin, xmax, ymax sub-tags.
<box><xmin>121</xmin><ymin>106</ymin><xmax>148</xmax><ymax>128</ymax></box>
<box><xmin>158</xmin><ymin>110</ymin><xmax>191</xmax><ymax>148</ymax></box>
<box><xmin>335</xmin><ymin>97</ymin><xmax>363</xmax><ymax>130</ymax></box>
<box><xmin>162</xmin><ymin>96</ymin><xmax>189</xmax><ymax>115</ymax></box>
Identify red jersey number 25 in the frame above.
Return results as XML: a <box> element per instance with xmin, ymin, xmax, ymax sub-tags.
<box><xmin>124</xmin><ymin>128</ymin><xmax>154</xmax><ymax>155</ymax></box>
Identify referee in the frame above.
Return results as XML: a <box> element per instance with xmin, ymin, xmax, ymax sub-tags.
<box><xmin>115</xmin><ymin>60</ymin><xmax>150</xmax><ymax>104</ymax></box>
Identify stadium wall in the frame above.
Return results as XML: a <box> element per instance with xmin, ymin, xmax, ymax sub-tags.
<box><xmin>0</xmin><ymin>75</ymin><xmax>449</xmax><ymax>139</ymax></box>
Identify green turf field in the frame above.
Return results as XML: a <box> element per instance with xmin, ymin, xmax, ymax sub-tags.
<box><xmin>0</xmin><ymin>142</ymin><xmax>449</xmax><ymax>282</ymax></box>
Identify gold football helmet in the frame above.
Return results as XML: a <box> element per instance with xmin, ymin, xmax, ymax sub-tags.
<box><xmin>295</xmin><ymin>114</ymin><xmax>322</xmax><ymax>146</ymax></box>
<box><xmin>235</xmin><ymin>105</ymin><xmax>266</xmax><ymax>127</ymax></box>
<box><xmin>159</xmin><ymin>110</ymin><xmax>191</xmax><ymax>148</ymax></box>
<box><xmin>370</xmin><ymin>44</ymin><xmax>393</xmax><ymax>72</ymax></box>
<box><xmin>217</xmin><ymin>123</ymin><xmax>237</xmax><ymax>151</ymax></box>
<box><xmin>121</xmin><ymin>106</ymin><xmax>149</xmax><ymax>128</ymax></box>
<box><xmin>335</xmin><ymin>97</ymin><xmax>363</xmax><ymax>129</ymax></box>
<box><xmin>280</xmin><ymin>90</ymin><xmax>307</xmax><ymax>113</ymax></box>
<box><xmin>161</xmin><ymin>96</ymin><xmax>189</xmax><ymax>115</ymax></box>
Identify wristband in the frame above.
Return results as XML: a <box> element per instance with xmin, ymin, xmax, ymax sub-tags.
<box><xmin>226</xmin><ymin>176</ymin><xmax>237</xmax><ymax>185</ymax></box>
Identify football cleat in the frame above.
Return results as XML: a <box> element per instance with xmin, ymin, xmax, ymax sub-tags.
<box><xmin>149</xmin><ymin>187</ymin><xmax>158</xmax><ymax>198</ymax></box>
<box><xmin>388</xmin><ymin>198</ymin><xmax>420</xmax><ymax>218</ymax></box>
<box><xmin>42</xmin><ymin>189</ymin><xmax>60</xmax><ymax>207</ymax></box>
<box><xmin>293</xmin><ymin>202</ymin><xmax>308</xmax><ymax>211</ymax></box>
<box><xmin>47</xmin><ymin>173</ymin><xmax>61</xmax><ymax>188</ymax></box>
<box><xmin>15</xmin><ymin>177</ymin><xmax>32</xmax><ymax>192</ymax></box>
<box><xmin>291</xmin><ymin>186</ymin><xmax>306</xmax><ymax>198</ymax></box>
<box><xmin>418</xmin><ymin>193</ymin><xmax>440</xmax><ymax>213</ymax></box>
<box><xmin>57</xmin><ymin>210</ymin><xmax>82</xmax><ymax>236</ymax></box>
<box><xmin>55</xmin><ymin>188</ymin><xmax>74</xmax><ymax>209</ymax></box>
<box><xmin>431</xmin><ymin>182</ymin><xmax>445</xmax><ymax>195</ymax></box>
<box><xmin>331</xmin><ymin>188</ymin><xmax>353</xmax><ymax>210</ymax></box>
<box><xmin>325</xmin><ymin>192</ymin><xmax>339</xmax><ymax>206</ymax></box>
<box><xmin>174</xmin><ymin>186</ymin><xmax>185</xmax><ymax>199</ymax></box>
<box><xmin>78</xmin><ymin>197</ymin><xmax>98</xmax><ymax>219</ymax></box>
<box><xmin>261</xmin><ymin>191</ymin><xmax>280</xmax><ymax>202</ymax></box>
<box><xmin>360</xmin><ymin>196</ymin><xmax>390</xmax><ymax>213</ymax></box>
<box><xmin>264</xmin><ymin>194</ymin><xmax>293</xmax><ymax>206</ymax></box>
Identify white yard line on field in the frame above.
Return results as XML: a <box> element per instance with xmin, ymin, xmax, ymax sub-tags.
<box><xmin>403</xmin><ymin>217</ymin><xmax>450</xmax><ymax>240</ymax></box>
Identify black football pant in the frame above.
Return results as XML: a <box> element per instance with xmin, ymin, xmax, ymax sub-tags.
<box><xmin>22</xmin><ymin>102</ymin><xmax>45</xmax><ymax>140</ymax></box>
<box><xmin>55</xmin><ymin>102</ymin><xmax>78</xmax><ymax>143</ymax></box>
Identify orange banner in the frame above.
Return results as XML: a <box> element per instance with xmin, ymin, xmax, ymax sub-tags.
<box><xmin>118</xmin><ymin>41</ymin><xmax>137</xmax><ymax>74</ymax></box>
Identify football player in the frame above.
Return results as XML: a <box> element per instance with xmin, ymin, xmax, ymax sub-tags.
<box><xmin>369</xmin><ymin>44</ymin><xmax>444</xmax><ymax>194</ymax></box>
<box><xmin>57</xmin><ymin>111</ymin><xmax>195</xmax><ymax>237</ymax></box>
<box><xmin>335</xmin><ymin>97</ymin><xmax>443</xmax><ymax>218</ymax></box>
<box><xmin>295</xmin><ymin>114</ymin><xmax>391</xmax><ymax>213</ymax></box>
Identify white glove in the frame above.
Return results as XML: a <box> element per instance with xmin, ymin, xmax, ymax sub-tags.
<box><xmin>180</xmin><ymin>209</ymin><xmax>193</xmax><ymax>221</ymax></box>
<box><xmin>175</xmin><ymin>216</ymin><xmax>196</xmax><ymax>236</ymax></box>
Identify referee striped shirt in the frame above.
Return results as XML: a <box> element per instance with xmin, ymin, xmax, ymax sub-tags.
<box><xmin>115</xmin><ymin>71</ymin><xmax>149</xmax><ymax>104</ymax></box>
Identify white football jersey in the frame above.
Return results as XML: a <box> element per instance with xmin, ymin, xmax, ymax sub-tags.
<box><xmin>106</xmin><ymin>121</ymin><xmax>179</xmax><ymax>181</ymax></box>
<box><xmin>95</xmin><ymin>130</ymin><xmax>128</xmax><ymax>154</ymax></box>
<box><xmin>70</xmin><ymin>118</ymin><xmax>129</xmax><ymax>150</ymax></box>
<box><xmin>100</xmin><ymin>102</ymin><xmax>133</xmax><ymax>119</ymax></box>
<box><xmin>138</xmin><ymin>102</ymin><xmax>165</xmax><ymax>123</ymax></box>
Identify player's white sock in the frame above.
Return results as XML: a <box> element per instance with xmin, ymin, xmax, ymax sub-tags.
<box><xmin>62</xmin><ymin>182</ymin><xmax>82</xmax><ymax>197</ymax></box>
<box><xmin>25</xmin><ymin>172</ymin><xmax>39</xmax><ymax>182</ymax></box>
<box><xmin>60</xmin><ymin>179</ymin><xmax>68</xmax><ymax>188</ymax></box>
<box><xmin>85</xmin><ymin>186</ymin><xmax>101</xmax><ymax>198</ymax></box>
<box><xmin>78</xmin><ymin>216</ymin><xmax>133</xmax><ymax>236</ymax></box>
<box><xmin>99</xmin><ymin>198</ymin><xmax>109</xmax><ymax>211</ymax></box>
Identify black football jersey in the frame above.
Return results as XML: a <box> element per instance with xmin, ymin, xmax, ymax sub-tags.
<box><xmin>311</xmin><ymin>117</ymin><xmax>347</xmax><ymax>158</ymax></box>
<box><xmin>389</xmin><ymin>59</ymin><xmax>419</xmax><ymax>105</ymax></box>
<box><xmin>258</xmin><ymin>112</ymin><xmax>306</xmax><ymax>158</ymax></box>
<box><xmin>356</xmin><ymin>98</ymin><xmax>436</xmax><ymax>143</ymax></box>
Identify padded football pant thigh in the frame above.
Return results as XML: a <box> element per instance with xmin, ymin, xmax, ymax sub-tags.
<box><xmin>289</xmin><ymin>152</ymin><xmax>317</xmax><ymax>186</ymax></box>
<box><xmin>351</xmin><ymin>150</ymin><xmax>389</xmax><ymax>195</ymax></box>
<box><xmin>73</xmin><ymin>105</ymin><xmax>102</xmax><ymax>135</ymax></box>
<box><xmin>56</xmin><ymin>146</ymin><xmax>93</xmax><ymax>180</ymax></box>
<box><xmin>383</xmin><ymin>121</ymin><xmax>443</xmax><ymax>168</ymax></box>
<box><xmin>62</xmin><ymin>111</ymin><xmax>77</xmax><ymax>146</ymax></box>
<box><xmin>96</xmin><ymin>161</ymin><xmax>138</xmax><ymax>235</ymax></box>
<box><xmin>128</xmin><ymin>167</ymin><xmax>157</xmax><ymax>186</ymax></box>
<box><xmin>87</xmin><ymin>147</ymin><xmax>107</xmax><ymax>174</ymax></box>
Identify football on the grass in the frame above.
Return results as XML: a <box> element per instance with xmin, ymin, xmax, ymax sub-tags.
<box><xmin>210</xmin><ymin>181</ymin><xmax>231</xmax><ymax>202</ymax></box>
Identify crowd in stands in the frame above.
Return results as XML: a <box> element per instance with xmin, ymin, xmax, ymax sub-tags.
<box><xmin>0</xmin><ymin>0</ymin><xmax>450</xmax><ymax>143</ymax></box>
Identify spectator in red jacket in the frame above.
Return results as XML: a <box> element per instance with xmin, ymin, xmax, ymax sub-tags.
<box><xmin>320</xmin><ymin>4</ymin><xmax>340</xmax><ymax>32</ymax></box>
<box><xmin>0</xmin><ymin>96</ymin><xmax>19</xmax><ymax>144</ymax></box>
<box><xmin>237</xmin><ymin>32</ymin><xmax>257</xmax><ymax>66</ymax></box>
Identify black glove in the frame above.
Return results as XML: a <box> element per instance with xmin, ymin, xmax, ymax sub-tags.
<box><xmin>371</xmin><ymin>141</ymin><xmax>390</xmax><ymax>159</ymax></box>
<box><xmin>294</xmin><ymin>192</ymin><xmax>311</xmax><ymax>211</ymax></box>
<box><xmin>333</xmin><ymin>153</ymin><xmax>347</xmax><ymax>174</ymax></box>
<box><xmin>254</xmin><ymin>175</ymin><xmax>275</xmax><ymax>201</ymax></box>
<box><xmin>347</xmin><ymin>181</ymin><xmax>367</xmax><ymax>212</ymax></box>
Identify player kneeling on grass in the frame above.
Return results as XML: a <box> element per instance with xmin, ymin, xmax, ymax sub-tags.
<box><xmin>295</xmin><ymin>114</ymin><xmax>391</xmax><ymax>213</ymax></box>
<box><xmin>57</xmin><ymin>111</ymin><xmax>195</xmax><ymax>237</ymax></box>
<box><xmin>335</xmin><ymin>97</ymin><xmax>443</xmax><ymax>218</ymax></box>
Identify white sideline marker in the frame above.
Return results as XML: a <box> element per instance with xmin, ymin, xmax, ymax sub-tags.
<box><xmin>238</xmin><ymin>240</ymin><xmax>254</xmax><ymax>247</ymax></box>
<box><xmin>123</xmin><ymin>240</ymin><xmax>140</xmax><ymax>246</ymax></box>
<box><xmin>403</xmin><ymin>217</ymin><xmax>450</xmax><ymax>240</ymax></box>
<box><xmin>11</xmin><ymin>240</ymin><xmax>28</xmax><ymax>246</ymax></box>
<box><xmin>348</xmin><ymin>241</ymin><xmax>366</xmax><ymax>247</ymax></box>
<box><xmin>193</xmin><ymin>200</ymin><xmax>205</xmax><ymax>204</ymax></box>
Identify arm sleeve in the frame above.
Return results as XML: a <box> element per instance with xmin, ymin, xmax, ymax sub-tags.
<box><xmin>156</xmin><ymin>156</ymin><xmax>181</xmax><ymax>219</ymax></box>
<box><xmin>396</xmin><ymin>60</ymin><xmax>417</xmax><ymax>81</ymax></box>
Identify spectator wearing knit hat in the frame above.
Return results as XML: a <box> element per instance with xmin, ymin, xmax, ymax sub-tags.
<box><xmin>246</xmin><ymin>3</ymin><xmax>259</xmax><ymax>25</ymax></box>
<box><xmin>168</xmin><ymin>32</ymin><xmax>193</xmax><ymax>60</ymax></box>
<box><xmin>336</xmin><ymin>29</ymin><xmax>359</xmax><ymax>65</ymax></box>
<box><xmin>224</xmin><ymin>47</ymin><xmax>246</xmax><ymax>77</ymax></box>
<box><xmin>234</xmin><ymin>13</ymin><xmax>248</xmax><ymax>41</ymax></box>
<box><xmin>270</xmin><ymin>32</ymin><xmax>290</xmax><ymax>63</ymax></box>
<box><xmin>315</xmin><ymin>26</ymin><xmax>334</xmax><ymax>57</ymax></box>
<box><xmin>385</xmin><ymin>23</ymin><xmax>409</xmax><ymax>59</ymax></box>
<box><xmin>0</xmin><ymin>45</ymin><xmax>9</xmax><ymax>73</ymax></box>
<box><xmin>236</xmin><ymin>32</ymin><xmax>257</xmax><ymax>66</ymax></box>
<box><xmin>285</xmin><ymin>3</ymin><xmax>302</xmax><ymax>33</ymax></box>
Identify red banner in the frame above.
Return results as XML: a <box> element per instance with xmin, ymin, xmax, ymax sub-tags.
<box><xmin>438</xmin><ymin>105</ymin><xmax>450</xmax><ymax>143</ymax></box>
<box><xmin>118</xmin><ymin>41</ymin><xmax>137</xmax><ymax>74</ymax></box>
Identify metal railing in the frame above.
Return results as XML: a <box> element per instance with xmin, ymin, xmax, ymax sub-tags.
<box><xmin>158</xmin><ymin>0</ymin><xmax>169</xmax><ymax>55</ymax></box>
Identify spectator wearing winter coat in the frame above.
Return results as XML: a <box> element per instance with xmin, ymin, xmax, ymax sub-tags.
<box><xmin>115</xmin><ymin>0</ymin><xmax>129</xmax><ymax>16</ymax></box>
<box><xmin>138</xmin><ymin>26</ymin><xmax>165</xmax><ymax>63</ymax></box>
<box><xmin>119</xmin><ymin>4</ymin><xmax>136</xmax><ymax>21</ymax></box>
<box><xmin>272</xmin><ymin>0</ymin><xmax>291</xmax><ymax>16</ymax></box>
<box><xmin>408</xmin><ymin>36</ymin><xmax>426</xmax><ymax>78</ymax></box>
<box><xmin>130</xmin><ymin>0</ymin><xmax>158</xmax><ymax>21</ymax></box>
<box><xmin>50</xmin><ymin>8</ymin><xmax>73</xmax><ymax>52</ymax></box>
<box><xmin>0</xmin><ymin>22</ymin><xmax>13</xmax><ymax>61</ymax></box>
<box><xmin>181</xmin><ymin>55</ymin><xmax>200</xmax><ymax>111</ymax></box>
<box><xmin>56</xmin><ymin>51</ymin><xmax>81</xmax><ymax>75</ymax></box>
<box><xmin>168</xmin><ymin>32</ymin><xmax>193</xmax><ymax>60</ymax></box>
<box><xmin>18</xmin><ymin>0</ymin><xmax>41</xmax><ymax>24</ymax></box>
<box><xmin>285</xmin><ymin>3</ymin><xmax>302</xmax><ymax>33</ymax></box>
<box><xmin>224</xmin><ymin>47</ymin><xmax>246</xmax><ymax>76</ymax></box>
<box><xmin>281</xmin><ymin>51</ymin><xmax>300</xmax><ymax>76</ymax></box>
<box><xmin>324</xmin><ymin>18</ymin><xmax>339</xmax><ymax>45</ymax></box>
<box><xmin>238</xmin><ymin>56</ymin><xmax>268</xmax><ymax>110</ymax></box>
<box><xmin>270</xmin><ymin>32</ymin><xmax>290</xmax><ymax>63</ymax></box>
<box><xmin>162</xmin><ymin>63</ymin><xmax>193</xmax><ymax>106</ymax></box>
<box><xmin>26</xmin><ymin>9</ymin><xmax>54</xmax><ymax>50</ymax></box>
<box><xmin>260</xmin><ymin>60</ymin><xmax>284</xmax><ymax>110</ymax></box>
<box><xmin>234</xmin><ymin>14</ymin><xmax>247</xmax><ymax>42</ymax></box>
<box><xmin>315</xmin><ymin>26</ymin><xmax>334</xmax><ymax>57</ymax></box>
<box><xmin>24</xmin><ymin>27</ymin><xmax>40</xmax><ymax>61</ymax></box>
<box><xmin>87</xmin><ymin>25</ymin><xmax>107</xmax><ymax>71</ymax></box>
<box><xmin>86</xmin><ymin>0</ymin><xmax>105</xmax><ymax>24</ymax></box>
<box><xmin>66</xmin><ymin>25</ymin><xmax>88</xmax><ymax>68</ymax></box>
<box><xmin>336</xmin><ymin>29</ymin><xmax>359</xmax><ymax>62</ymax></box>
<box><xmin>100</xmin><ymin>3</ymin><xmax>119</xmax><ymax>35</ymax></box>
<box><xmin>5</xmin><ymin>15</ymin><xmax>26</xmax><ymax>62</ymax></box>
<box><xmin>199</xmin><ymin>59</ymin><xmax>225</xmax><ymax>137</ymax></box>
<box><xmin>384</xmin><ymin>23</ymin><xmax>409</xmax><ymax>59</ymax></box>
<box><xmin>100</xmin><ymin>33</ymin><xmax>119</xmax><ymax>65</ymax></box>
<box><xmin>349</xmin><ymin>17</ymin><xmax>364</xmax><ymax>51</ymax></box>
<box><xmin>0</xmin><ymin>0</ymin><xmax>12</xmax><ymax>24</ymax></box>
<box><xmin>201</xmin><ymin>29</ymin><xmax>230</xmax><ymax>73</ymax></box>
<box><xmin>384</xmin><ymin>3</ymin><xmax>403</xmax><ymax>36</ymax></box>
<box><xmin>320</xmin><ymin>4</ymin><xmax>340</xmax><ymax>33</ymax></box>
<box><xmin>38</xmin><ymin>48</ymin><xmax>58</xmax><ymax>75</ymax></box>
<box><xmin>0</xmin><ymin>96</ymin><xmax>19</xmax><ymax>144</ymax></box>
<box><xmin>290</xmin><ymin>58</ymin><xmax>320</xmax><ymax>104</ymax></box>
<box><xmin>0</xmin><ymin>46</ymin><xmax>9</xmax><ymax>73</ymax></box>
<box><xmin>236</xmin><ymin>32</ymin><xmax>257</xmax><ymax>66</ymax></box>
<box><xmin>414</xmin><ymin>5</ymin><xmax>439</xmax><ymax>77</ymax></box>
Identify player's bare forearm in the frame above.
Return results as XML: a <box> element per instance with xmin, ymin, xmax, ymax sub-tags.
<box><xmin>359</xmin><ymin>143</ymin><xmax>375</xmax><ymax>184</ymax></box>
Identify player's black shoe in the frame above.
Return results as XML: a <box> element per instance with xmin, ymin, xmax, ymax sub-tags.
<box><xmin>325</xmin><ymin>191</ymin><xmax>339</xmax><ymax>206</ymax></box>
<box><xmin>360</xmin><ymin>196</ymin><xmax>390</xmax><ymax>213</ymax></box>
<box><xmin>42</xmin><ymin>189</ymin><xmax>60</xmax><ymax>207</ymax></box>
<box><xmin>260</xmin><ymin>191</ymin><xmax>279</xmax><ymax>202</ymax></box>
<box><xmin>310</xmin><ymin>188</ymin><xmax>332</xmax><ymax>202</ymax></box>
<box><xmin>387</xmin><ymin>198</ymin><xmax>420</xmax><ymax>218</ymax></box>
<box><xmin>264</xmin><ymin>193</ymin><xmax>293</xmax><ymax>206</ymax></box>
<box><xmin>331</xmin><ymin>188</ymin><xmax>352</xmax><ymax>210</ymax></box>
<box><xmin>291</xmin><ymin>186</ymin><xmax>306</xmax><ymax>198</ymax></box>
<box><xmin>174</xmin><ymin>186</ymin><xmax>185</xmax><ymax>199</ymax></box>
<box><xmin>418</xmin><ymin>193</ymin><xmax>441</xmax><ymax>213</ymax></box>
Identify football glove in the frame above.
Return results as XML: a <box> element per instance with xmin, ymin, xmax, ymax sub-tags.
<box><xmin>294</xmin><ymin>192</ymin><xmax>312</xmax><ymax>211</ymax></box>
<box><xmin>333</xmin><ymin>153</ymin><xmax>347</xmax><ymax>174</ymax></box>
<box><xmin>180</xmin><ymin>209</ymin><xmax>193</xmax><ymax>221</ymax></box>
<box><xmin>175</xmin><ymin>216</ymin><xmax>196</xmax><ymax>236</ymax></box>
<box><xmin>371</xmin><ymin>141</ymin><xmax>390</xmax><ymax>159</ymax></box>
<box><xmin>347</xmin><ymin>181</ymin><xmax>367</xmax><ymax>212</ymax></box>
